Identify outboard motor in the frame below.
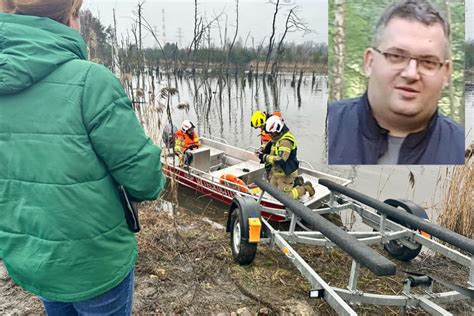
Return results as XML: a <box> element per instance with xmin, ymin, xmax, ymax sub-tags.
<box><xmin>162</xmin><ymin>123</ymin><xmax>177</xmax><ymax>148</ymax></box>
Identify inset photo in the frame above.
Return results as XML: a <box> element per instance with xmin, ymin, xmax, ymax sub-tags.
<box><xmin>328</xmin><ymin>0</ymin><xmax>465</xmax><ymax>165</ymax></box>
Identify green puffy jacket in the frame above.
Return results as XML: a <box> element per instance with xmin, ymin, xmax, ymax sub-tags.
<box><xmin>0</xmin><ymin>13</ymin><xmax>165</xmax><ymax>301</ymax></box>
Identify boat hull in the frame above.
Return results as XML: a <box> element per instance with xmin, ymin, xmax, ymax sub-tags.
<box><xmin>163</xmin><ymin>164</ymin><xmax>287</xmax><ymax>222</ymax></box>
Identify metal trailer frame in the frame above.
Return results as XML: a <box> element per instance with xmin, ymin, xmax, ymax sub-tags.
<box><xmin>227</xmin><ymin>179</ymin><xmax>474</xmax><ymax>315</ymax></box>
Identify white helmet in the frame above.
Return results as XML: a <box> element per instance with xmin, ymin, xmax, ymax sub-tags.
<box><xmin>265</xmin><ymin>115</ymin><xmax>284</xmax><ymax>134</ymax></box>
<box><xmin>181</xmin><ymin>120</ymin><xmax>195</xmax><ymax>132</ymax></box>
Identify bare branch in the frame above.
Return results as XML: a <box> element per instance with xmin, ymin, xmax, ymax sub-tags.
<box><xmin>263</xmin><ymin>0</ymin><xmax>280</xmax><ymax>76</ymax></box>
<box><xmin>226</xmin><ymin>0</ymin><xmax>239</xmax><ymax>75</ymax></box>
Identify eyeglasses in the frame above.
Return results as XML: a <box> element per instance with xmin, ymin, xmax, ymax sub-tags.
<box><xmin>372</xmin><ymin>47</ymin><xmax>447</xmax><ymax>76</ymax></box>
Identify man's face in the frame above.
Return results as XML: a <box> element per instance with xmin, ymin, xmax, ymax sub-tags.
<box><xmin>364</xmin><ymin>18</ymin><xmax>451</xmax><ymax>128</ymax></box>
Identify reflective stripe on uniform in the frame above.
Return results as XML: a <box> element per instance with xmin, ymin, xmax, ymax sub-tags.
<box><xmin>272</xmin><ymin>131</ymin><xmax>297</xmax><ymax>156</ymax></box>
<box><xmin>272</xmin><ymin>171</ymin><xmax>285</xmax><ymax>177</ymax></box>
<box><xmin>290</xmin><ymin>188</ymin><xmax>299</xmax><ymax>199</ymax></box>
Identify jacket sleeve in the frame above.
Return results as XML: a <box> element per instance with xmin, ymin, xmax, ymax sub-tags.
<box><xmin>265</xmin><ymin>139</ymin><xmax>292</xmax><ymax>165</ymax></box>
<box><xmin>80</xmin><ymin>64</ymin><xmax>166</xmax><ymax>201</ymax></box>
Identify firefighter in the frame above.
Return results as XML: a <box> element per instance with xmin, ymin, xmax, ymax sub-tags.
<box><xmin>258</xmin><ymin>116</ymin><xmax>315</xmax><ymax>199</ymax></box>
<box><xmin>175</xmin><ymin>120</ymin><xmax>200</xmax><ymax>165</ymax></box>
<box><xmin>251</xmin><ymin>111</ymin><xmax>283</xmax><ymax>180</ymax></box>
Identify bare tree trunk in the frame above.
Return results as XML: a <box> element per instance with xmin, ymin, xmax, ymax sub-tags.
<box><xmin>226</xmin><ymin>0</ymin><xmax>239</xmax><ymax>76</ymax></box>
<box><xmin>330</xmin><ymin>0</ymin><xmax>345</xmax><ymax>101</ymax></box>
<box><xmin>262</xmin><ymin>78</ymin><xmax>270</xmax><ymax>111</ymax></box>
<box><xmin>130</xmin><ymin>25</ymin><xmax>139</xmax><ymax>108</ymax></box>
<box><xmin>263</xmin><ymin>0</ymin><xmax>280</xmax><ymax>79</ymax></box>
<box><xmin>291</xmin><ymin>64</ymin><xmax>296</xmax><ymax>87</ymax></box>
<box><xmin>297</xmin><ymin>70</ymin><xmax>303</xmax><ymax>107</ymax></box>
<box><xmin>112</xmin><ymin>9</ymin><xmax>118</xmax><ymax>75</ymax></box>
<box><xmin>137</xmin><ymin>1</ymin><xmax>144</xmax><ymax>95</ymax></box>
<box><xmin>205</xmin><ymin>27</ymin><xmax>211</xmax><ymax>79</ymax></box>
<box><xmin>271</xmin><ymin>8</ymin><xmax>293</xmax><ymax>79</ymax></box>
<box><xmin>193</xmin><ymin>0</ymin><xmax>199</xmax><ymax>74</ymax></box>
<box><xmin>254</xmin><ymin>38</ymin><xmax>265</xmax><ymax>80</ymax></box>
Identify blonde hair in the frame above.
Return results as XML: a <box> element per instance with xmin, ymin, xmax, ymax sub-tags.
<box><xmin>0</xmin><ymin>0</ymin><xmax>83</xmax><ymax>25</ymax></box>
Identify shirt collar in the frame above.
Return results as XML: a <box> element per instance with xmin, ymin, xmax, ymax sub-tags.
<box><xmin>360</xmin><ymin>91</ymin><xmax>439</xmax><ymax>157</ymax></box>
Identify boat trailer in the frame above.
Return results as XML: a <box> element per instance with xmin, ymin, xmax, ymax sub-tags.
<box><xmin>226</xmin><ymin>179</ymin><xmax>474</xmax><ymax>315</ymax></box>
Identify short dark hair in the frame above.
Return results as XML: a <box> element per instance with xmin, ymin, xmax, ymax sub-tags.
<box><xmin>372</xmin><ymin>0</ymin><xmax>450</xmax><ymax>55</ymax></box>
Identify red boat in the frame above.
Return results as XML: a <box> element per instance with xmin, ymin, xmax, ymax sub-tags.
<box><xmin>162</xmin><ymin>136</ymin><xmax>351</xmax><ymax>221</ymax></box>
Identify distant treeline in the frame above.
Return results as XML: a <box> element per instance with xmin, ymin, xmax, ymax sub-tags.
<box><xmin>142</xmin><ymin>42</ymin><xmax>327</xmax><ymax>69</ymax></box>
<box><xmin>79</xmin><ymin>9</ymin><xmax>327</xmax><ymax>74</ymax></box>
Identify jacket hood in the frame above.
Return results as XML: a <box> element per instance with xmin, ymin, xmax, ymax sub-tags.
<box><xmin>0</xmin><ymin>13</ymin><xmax>87</xmax><ymax>95</ymax></box>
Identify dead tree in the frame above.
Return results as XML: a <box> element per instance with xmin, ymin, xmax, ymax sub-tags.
<box><xmin>137</xmin><ymin>1</ymin><xmax>145</xmax><ymax>94</ymax></box>
<box><xmin>182</xmin><ymin>2</ymin><xmax>223</xmax><ymax>74</ymax></box>
<box><xmin>192</xmin><ymin>0</ymin><xmax>200</xmax><ymax>74</ymax></box>
<box><xmin>270</xmin><ymin>8</ymin><xmax>312</xmax><ymax>79</ymax></box>
<box><xmin>297</xmin><ymin>69</ymin><xmax>303</xmax><ymax>107</ymax></box>
<box><xmin>226</xmin><ymin>0</ymin><xmax>239</xmax><ymax>77</ymax></box>
<box><xmin>112</xmin><ymin>9</ymin><xmax>119</xmax><ymax>74</ymax></box>
<box><xmin>262</xmin><ymin>0</ymin><xmax>280</xmax><ymax>79</ymax></box>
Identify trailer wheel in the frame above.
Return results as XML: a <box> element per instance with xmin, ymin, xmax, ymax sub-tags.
<box><xmin>230</xmin><ymin>211</ymin><xmax>257</xmax><ymax>265</ymax></box>
<box><xmin>383</xmin><ymin>199</ymin><xmax>426</xmax><ymax>262</ymax></box>
<box><xmin>384</xmin><ymin>238</ymin><xmax>421</xmax><ymax>262</ymax></box>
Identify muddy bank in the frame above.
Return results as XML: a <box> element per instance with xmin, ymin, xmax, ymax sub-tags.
<box><xmin>0</xmin><ymin>201</ymin><xmax>471</xmax><ymax>315</ymax></box>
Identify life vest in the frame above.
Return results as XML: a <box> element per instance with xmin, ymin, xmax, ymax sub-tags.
<box><xmin>219</xmin><ymin>174</ymin><xmax>248</xmax><ymax>193</ymax></box>
<box><xmin>260</xmin><ymin>111</ymin><xmax>283</xmax><ymax>145</ymax></box>
<box><xmin>175</xmin><ymin>130</ymin><xmax>200</xmax><ymax>154</ymax></box>
<box><xmin>272</xmin><ymin>130</ymin><xmax>299</xmax><ymax>175</ymax></box>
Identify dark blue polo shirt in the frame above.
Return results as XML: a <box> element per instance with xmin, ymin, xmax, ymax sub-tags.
<box><xmin>328</xmin><ymin>93</ymin><xmax>465</xmax><ymax>164</ymax></box>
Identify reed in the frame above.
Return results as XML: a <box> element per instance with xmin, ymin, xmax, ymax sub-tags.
<box><xmin>438</xmin><ymin>142</ymin><xmax>473</xmax><ymax>239</ymax></box>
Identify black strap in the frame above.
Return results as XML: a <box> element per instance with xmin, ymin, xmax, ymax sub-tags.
<box><xmin>118</xmin><ymin>185</ymin><xmax>140</xmax><ymax>233</ymax></box>
<box><xmin>403</xmin><ymin>270</ymin><xmax>474</xmax><ymax>298</ymax></box>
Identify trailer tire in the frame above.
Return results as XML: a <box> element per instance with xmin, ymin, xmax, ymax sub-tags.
<box><xmin>384</xmin><ymin>239</ymin><xmax>421</xmax><ymax>262</ymax></box>
<box><xmin>383</xmin><ymin>199</ymin><xmax>425</xmax><ymax>262</ymax></box>
<box><xmin>230</xmin><ymin>211</ymin><xmax>257</xmax><ymax>265</ymax></box>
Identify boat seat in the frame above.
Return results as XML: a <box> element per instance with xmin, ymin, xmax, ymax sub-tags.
<box><xmin>209</xmin><ymin>147</ymin><xmax>225</xmax><ymax>165</ymax></box>
<box><xmin>189</xmin><ymin>147</ymin><xmax>210</xmax><ymax>172</ymax></box>
<box><xmin>199</xmin><ymin>145</ymin><xmax>225</xmax><ymax>167</ymax></box>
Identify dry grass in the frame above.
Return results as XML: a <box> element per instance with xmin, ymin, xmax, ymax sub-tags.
<box><xmin>133</xmin><ymin>201</ymin><xmax>471</xmax><ymax>315</ymax></box>
<box><xmin>439</xmin><ymin>142</ymin><xmax>474</xmax><ymax>239</ymax></box>
<box><xmin>1</xmin><ymin>201</ymin><xmax>470</xmax><ymax>314</ymax></box>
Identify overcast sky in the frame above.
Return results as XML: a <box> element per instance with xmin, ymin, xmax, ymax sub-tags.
<box><xmin>82</xmin><ymin>0</ymin><xmax>472</xmax><ymax>48</ymax></box>
<box><xmin>83</xmin><ymin>0</ymin><xmax>328</xmax><ymax>48</ymax></box>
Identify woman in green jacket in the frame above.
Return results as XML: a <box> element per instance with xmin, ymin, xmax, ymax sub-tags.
<box><xmin>0</xmin><ymin>0</ymin><xmax>166</xmax><ymax>314</ymax></box>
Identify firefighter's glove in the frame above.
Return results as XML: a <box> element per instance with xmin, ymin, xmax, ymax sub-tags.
<box><xmin>258</xmin><ymin>152</ymin><xmax>266</xmax><ymax>163</ymax></box>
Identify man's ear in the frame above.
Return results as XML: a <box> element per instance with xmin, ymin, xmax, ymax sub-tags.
<box><xmin>363</xmin><ymin>48</ymin><xmax>374</xmax><ymax>78</ymax></box>
<box><xmin>442</xmin><ymin>61</ymin><xmax>452</xmax><ymax>88</ymax></box>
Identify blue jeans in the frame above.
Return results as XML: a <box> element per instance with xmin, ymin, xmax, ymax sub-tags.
<box><xmin>41</xmin><ymin>269</ymin><xmax>134</xmax><ymax>316</ymax></box>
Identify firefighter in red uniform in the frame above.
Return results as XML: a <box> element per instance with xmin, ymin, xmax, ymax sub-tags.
<box><xmin>175</xmin><ymin>120</ymin><xmax>200</xmax><ymax>165</ymax></box>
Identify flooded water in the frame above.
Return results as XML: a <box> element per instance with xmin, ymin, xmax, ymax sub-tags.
<box><xmin>157</xmin><ymin>75</ymin><xmax>473</xmax><ymax>225</ymax></box>
<box><xmin>164</xmin><ymin>74</ymin><xmax>328</xmax><ymax>168</ymax></box>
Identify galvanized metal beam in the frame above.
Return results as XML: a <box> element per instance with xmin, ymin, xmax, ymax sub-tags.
<box><xmin>262</xmin><ymin>219</ymin><xmax>358</xmax><ymax>316</ymax></box>
<box><xmin>255</xmin><ymin>179</ymin><xmax>396</xmax><ymax>276</ymax></box>
<box><xmin>319</xmin><ymin>179</ymin><xmax>474</xmax><ymax>255</ymax></box>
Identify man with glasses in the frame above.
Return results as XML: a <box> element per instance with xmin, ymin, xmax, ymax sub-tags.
<box><xmin>328</xmin><ymin>0</ymin><xmax>464</xmax><ymax>164</ymax></box>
